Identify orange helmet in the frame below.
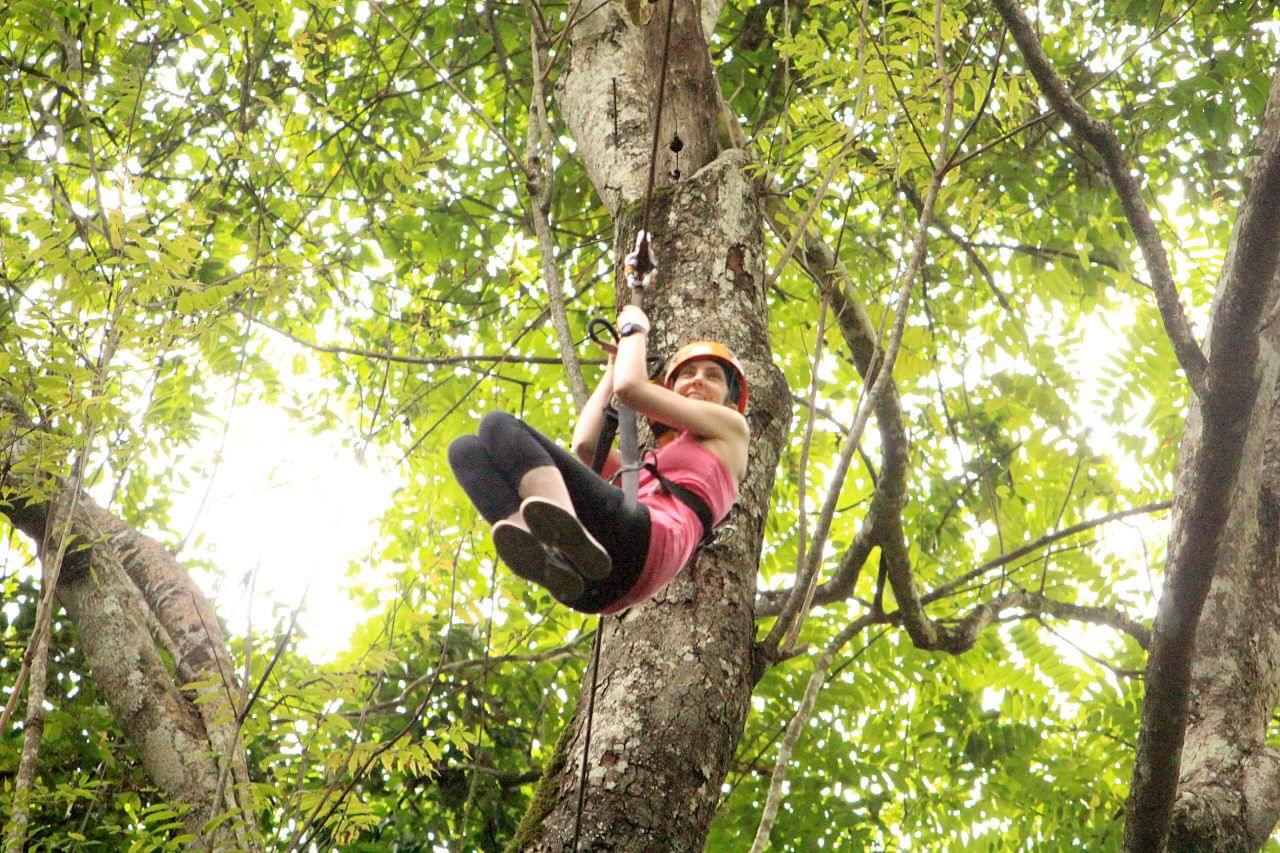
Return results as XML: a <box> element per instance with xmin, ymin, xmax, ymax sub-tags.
<box><xmin>663</xmin><ymin>341</ymin><xmax>749</xmax><ymax>414</ymax></box>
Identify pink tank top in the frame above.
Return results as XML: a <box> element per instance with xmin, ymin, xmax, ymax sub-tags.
<box><xmin>600</xmin><ymin>431</ymin><xmax>738</xmax><ymax>613</ymax></box>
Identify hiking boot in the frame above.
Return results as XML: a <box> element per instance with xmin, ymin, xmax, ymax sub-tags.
<box><xmin>520</xmin><ymin>497</ymin><xmax>612</xmax><ymax>581</ymax></box>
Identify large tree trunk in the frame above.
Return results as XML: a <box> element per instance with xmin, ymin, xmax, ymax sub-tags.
<box><xmin>510</xmin><ymin>1</ymin><xmax>788</xmax><ymax>846</ymax></box>
<box><xmin>0</xmin><ymin>400</ymin><xmax>259</xmax><ymax>850</ymax></box>
<box><xmin>1168</xmin><ymin>347</ymin><xmax>1280</xmax><ymax>851</ymax></box>
<box><xmin>1128</xmin><ymin>73</ymin><xmax>1280</xmax><ymax>850</ymax></box>
<box><xmin>511</xmin><ymin>151</ymin><xmax>787</xmax><ymax>849</ymax></box>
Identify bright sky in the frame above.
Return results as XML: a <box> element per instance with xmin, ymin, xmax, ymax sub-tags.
<box><xmin>168</xmin><ymin>398</ymin><xmax>398</xmax><ymax>661</ymax></box>
<box><xmin>0</xmin><ymin>345</ymin><xmax>397</xmax><ymax>663</ymax></box>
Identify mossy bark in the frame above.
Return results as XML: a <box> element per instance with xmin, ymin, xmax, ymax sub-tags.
<box><xmin>506</xmin><ymin>716</ymin><xmax>575</xmax><ymax>852</ymax></box>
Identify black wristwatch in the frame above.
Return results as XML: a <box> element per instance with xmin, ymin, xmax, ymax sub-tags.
<box><xmin>618</xmin><ymin>322</ymin><xmax>648</xmax><ymax>337</ymax></box>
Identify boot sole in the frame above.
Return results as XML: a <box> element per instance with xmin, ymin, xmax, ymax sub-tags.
<box><xmin>492</xmin><ymin>521</ymin><xmax>583</xmax><ymax>603</ymax></box>
<box><xmin>521</xmin><ymin>498</ymin><xmax>612</xmax><ymax>581</ymax></box>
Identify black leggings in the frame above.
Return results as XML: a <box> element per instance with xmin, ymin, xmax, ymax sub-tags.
<box><xmin>447</xmin><ymin>411</ymin><xmax>650</xmax><ymax>612</ymax></box>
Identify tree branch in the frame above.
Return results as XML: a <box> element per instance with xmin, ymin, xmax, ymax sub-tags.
<box><xmin>776</xmin><ymin>292</ymin><xmax>829</xmax><ymax>652</ymax></box>
<box><xmin>0</xmin><ymin>396</ymin><xmax>258</xmax><ymax>848</ymax></box>
<box><xmin>522</xmin><ymin>14</ymin><xmax>588</xmax><ymax>406</ymax></box>
<box><xmin>352</xmin><ymin>632</ymin><xmax>593</xmax><ymax>717</ymax></box>
<box><xmin>751</xmin><ymin>577</ymin><xmax>1149</xmax><ymax>851</ymax></box>
<box><xmin>927</xmin><ymin>500</ymin><xmax>1172</xmax><ymax>603</ymax></box>
<box><xmin>991</xmin><ymin>0</ymin><xmax>1208</xmax><ymax>399</ymax></box>
<box><xmin>754</xmin><ymin>195</ymin><xmax>910</xmax><ymax>622</ymax></box>
<box><xmin>760</xmin><ymin>0</ymin><xmax>957</xmax><ymax>661</ymax></box>
<box><xmin>3</xmin><ymin>434</ymin><xmax>93</xmax><ymax>852</ymax></box>
<box><xmin>757</xmin><ymin>176</ymin><xmax>934</xmax><ymax>654</ymax></box>
<box><xmin>371</xmin><ymin>3</ymin><xmax>527</xmax><ymax>172</ymax></box>
<box><xmin>936</xmin><ymin>587</ymin><xmax>1150</xmax><ymax>654</ymax></box>
<box><xmin>762</xmin><ymin>137</ymin><xmax>855</xmax><ymax>292</ymax></box>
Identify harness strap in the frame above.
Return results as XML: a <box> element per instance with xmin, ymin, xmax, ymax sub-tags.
<box><xmin>590</xmin><ymin>404</ymin><xmax>620</xmax><ymax>475</ymax></box>
<box><xmin>641</xmin><ymin>461</ymin><xmax>716</xmax><ymax>546</ymax></box>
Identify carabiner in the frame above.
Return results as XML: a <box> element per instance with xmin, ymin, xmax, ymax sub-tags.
<box><xmin>586</xmin><ymin>316</ymin><xmax>663</xmax><ymax>377</ymax></box>
<box><xmin>624</xmin><ymin>230</ymin><xmax>658</xmax><ymax>290</ymax></box>
<box><xmin>587</xmin><ymin>317</ymin><xmax>619</xmax><ymax>349</ymax></box>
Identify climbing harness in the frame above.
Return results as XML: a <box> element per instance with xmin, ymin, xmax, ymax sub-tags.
<box><xmin>639</xmin><ymin>450</ymin><xmax>718</xmax><ymax>546</ymax></box>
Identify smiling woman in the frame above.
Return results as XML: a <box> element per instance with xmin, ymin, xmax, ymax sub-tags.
<box><xmin>447</xmin><ymin>306</ymin><xmax>750</xmax><ymax>614</ymax></box>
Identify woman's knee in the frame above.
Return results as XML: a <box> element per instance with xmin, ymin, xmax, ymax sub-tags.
<box><xmin>478</xmin><ymin>410</ymin><xmax>521</xmax><ymax>447</ymax></box>
<box><xmin>447</xmin><ymin>434</ymin><xmax>486</xmax><ymax>475</ymax></box>
<box><xmin>478</xmin><ymin>409</ymin><xmax>532</xmax><ymax>455</ymax></box>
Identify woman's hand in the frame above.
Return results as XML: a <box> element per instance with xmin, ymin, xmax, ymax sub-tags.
<box><xmin>617</xmin><ymin>305</ymin><xmax>651</xmax><ymax>335</ymax></box>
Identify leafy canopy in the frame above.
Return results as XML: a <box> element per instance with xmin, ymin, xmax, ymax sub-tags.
<box><xmin>1</xmin><ymin>0</ymin><xmax>1277</xmax><ymax>847</ymax></box>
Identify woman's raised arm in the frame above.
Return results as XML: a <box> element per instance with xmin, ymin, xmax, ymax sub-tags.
<box><xmin>570</xmin><ymin>354</ymin><xmax>618</xmax><ymax>464</ymax></box>
<box><xmin>611</xmin><ymin>307</ymin><xmax>748</xmax><ymax>447</ymax></box>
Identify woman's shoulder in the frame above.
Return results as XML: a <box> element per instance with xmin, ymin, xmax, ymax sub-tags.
<box><xmin>672</xmin><ymin>430</ymin><xmax>748</xmax><ymax>485</ymax></box>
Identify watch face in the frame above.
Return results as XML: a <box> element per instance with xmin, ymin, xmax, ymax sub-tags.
<box><xmin>620</xmin><ymin>323</ymin><xmax>645</xmax><ymax>337</ymax></box>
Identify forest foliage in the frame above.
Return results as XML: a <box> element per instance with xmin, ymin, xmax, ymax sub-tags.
<box><xmin>1</xmin><ymin>0</ymin><xmax>1278</xmax><ymax>847</ymax></box>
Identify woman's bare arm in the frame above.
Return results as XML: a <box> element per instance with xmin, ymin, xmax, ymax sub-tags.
<box><xmin>611</xmin><ymin>308</ymin><xmax>748</xmax><ymax>447</ymax></box>
<box><xmin>571</xmin><ymin>355</ymin><xmax>618</xmax><ymax>463</ymax></box>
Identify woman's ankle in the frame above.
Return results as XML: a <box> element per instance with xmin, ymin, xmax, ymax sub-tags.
<box><xmin>501</xmin><ymin>510</ymin><xmax>530</xmax><ymax>531</ymax></box>
<box><xmin>517</xmin><ymin>466</ymin><xmax>576</xmax><ymax>515</ymax></box>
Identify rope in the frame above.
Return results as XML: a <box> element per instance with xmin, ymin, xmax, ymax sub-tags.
<box><xmin>637</xmin><ymin>0</ymin><xmax>680</xmax><ymax>250</ymax></box>
<box><xmin>618</xmin><ymin>0</ymin><xmax>677</xmax><ymax>507</ymax></box>
<box><xmin>571</xmin><ymin>0</ymin><xmax>677</xmax><ymax>846</ymax></box>
<box><xmin>570</xmin><ymin>624</ymin><xmax>605</xmax><ymax>848</ymax></box>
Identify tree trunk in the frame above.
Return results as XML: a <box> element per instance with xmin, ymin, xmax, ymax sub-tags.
<box><xmin>509</xmin><ymin>1</ymin><xmax>790</xmax><ymax>845</ymax></box>
<box><xmin>1127</xmin><ymin>73</ymin><xmax>1280</xmax><ymax>850</ymax></box>
<box><xmin>0</xmin><ymin>401</ymin><xmax>259</xmax><ymax>850</ymax></box>
<box><xmin>511</xmin><ymin>146</ymin><xmax>787</xmax><ymax>851</ymax></box>
<box><xmin>1168</xmin><ymin>351</ymin><xmax>1280</xmax><ymax>851</ymax></box>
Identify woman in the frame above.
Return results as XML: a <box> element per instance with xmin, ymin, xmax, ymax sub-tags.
<box><xmin>447</xmin><ymin>304</ymin><xmax>750</xmax><ymax>613</ymax></box>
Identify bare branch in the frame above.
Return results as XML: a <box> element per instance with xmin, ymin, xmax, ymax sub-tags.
<box><xmin>251</xmin><ymin>312</ymin><xmax>606</xmax><ymax>369</ymax></box>
<box><xmin>522</xmin><ymin>14</ymin><xmax>589</xmax><ymax>406</ymax></box>
<box><xmin>355</xmin><ymin>633</ymin><xmax>594</xmax><ymax>717</ymax></box>
<box><xmin>749</xmin><ymin>618</ymin><xmax>881</xmax><ymax>852</ymax></box>
<box><xmin>936</xmin><ymin>587</ymin><xmax>1148</xmax><ymax>654</ymax></box>
<box><xmin>762</xmin><ymin>0</ymin><xmax>958</xmax><ymax>660</ymax></box>
<box><xmin>776</xmin><ymin>293</ymin><xmax>830</xmax><ymax>652</ymax></box>
<box><xmin>928</xmin><ymin>500</ymin><xmax>1172</xmax><ymax>604</ymax></box>
<box><xmin>763</xmin><ymin>138</ymin><xmax>856</xmax><ymax>292</ymax></box>
<box><xmin>1028</xmin><ymin>595</ymin><xmax>1150</xmax><ymax>650</ymax></box>
<box><xmin>755</xmin><ymin>201</ymin><xmax>910</xmax><ymax>622</ymax></box>
<box><xmin>991</xmin><ymin>0</ymin><xmax>1208</xmax><ymax>398</ymax></box>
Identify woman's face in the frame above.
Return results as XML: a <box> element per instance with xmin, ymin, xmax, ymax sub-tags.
<box><xmin>672</xmin><ymin>358</ymin><xmax>731</xmax><ymax>406</ymax></box>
